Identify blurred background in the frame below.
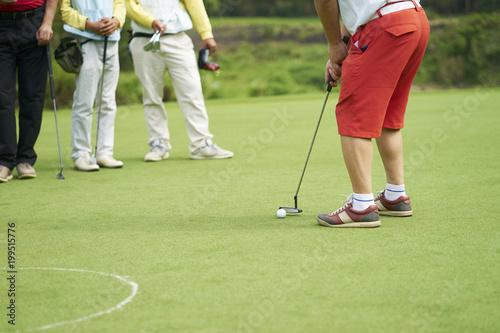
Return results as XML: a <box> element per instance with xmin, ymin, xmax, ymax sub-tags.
<box><xmin>46</xmin><ymin>0</ymin><xmax>500</xmax><ymax>108</ymax></box>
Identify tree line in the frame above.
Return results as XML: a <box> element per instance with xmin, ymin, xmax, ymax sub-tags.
<box><xmin>204</xmin><ymin>0</ymin><xmax>498</xmax><ymax>17</ymax></box>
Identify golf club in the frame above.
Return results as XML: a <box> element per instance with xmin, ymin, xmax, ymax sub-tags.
<box><xmin>143</xmin><ymin>0</ymin><xmax>182</xmax><ymax>52</ymax></box>
<box><xmin>46</xmin><ymin>44</ymin><xmax>65</xmax><ymax>180</ymax></box>
<box><xmin>278</xmin><ymin>84</ymin><xmax>330</xmax><ymax>214</ymax></box>
<box><xmin>143</xmin><ymin>30</ymin><xmax>161</xmax><ymax>52</ymax></box>
<box><xmin>198</xmin><ymin>48</ymin><xmax>220</xmax><ymax>71</ymax></box>
<box><xmin>91</xmin><ymin>35</ymin><xmax>108</xmax><ymax>165</ymax></box>
<box><xmin>279</xmin><ymin>36</ymin><xmax>349</xmax><ymax>213</ymax></box>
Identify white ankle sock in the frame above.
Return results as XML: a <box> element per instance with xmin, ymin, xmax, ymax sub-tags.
<box><xmin>352</xmin><ymin>193</ymin><xmax>375</xmax><ymax>211</ymax></box>
<box><xmin>385</xmin><ymin>183</ymin><xmax>405</xmax><ymax>201</ymax></box>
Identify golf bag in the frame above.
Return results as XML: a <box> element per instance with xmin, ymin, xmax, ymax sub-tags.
<box><xmin>54</xmin><ymin>37</ymin><xmax>87</xmax><ymax>74</ymax></box>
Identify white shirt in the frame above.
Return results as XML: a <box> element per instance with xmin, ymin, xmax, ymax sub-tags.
<box><xmin>131</xmin><ymin>0</ymin><xmax>193</xmax><ymax>34</ymax></box>
<box><xmin>340</xmin><ymin>0</ymin><xmax>421</xmax><ymax>33</ymax></box>
<box><xmin>339</xmin><ymin>0</ymin><xmax>388</xmax><ymax>34</ymax></box>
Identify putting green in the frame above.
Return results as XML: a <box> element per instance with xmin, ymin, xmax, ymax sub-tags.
<box><xmin>1</xmin><ymin>88</ymin><xmax>499</xmax><ymax>332</ymax></box>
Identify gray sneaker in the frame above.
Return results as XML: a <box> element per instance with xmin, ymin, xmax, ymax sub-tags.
<box><xmin>0</xmin><ymin>165</ymin><xmax>13</xmax><ymax>183</ymax></box>
<box><xmin>190</xmin><ymin>139</ymin><xmax>234</xmax><ymax>160</ymax></box>
<box><xmin>144</xmin><ymin>139</ymin><xmax>169</xmax><ymax>162</ymax></box>
<box><xmin>375</xmin><ymin>190</ymin><xmax>412</xmax><ymax>217</ymax></box>
<box><xmin>16</xmin><ymin>162</ymin><xmax>37</xmax><ymax>179</ymax></box>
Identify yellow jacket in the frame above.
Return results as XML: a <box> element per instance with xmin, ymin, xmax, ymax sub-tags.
<box><xmin>125</xmin><ymin>0</ymin><xmax>213</xmax><ymax>40</ymax></box>
<box><xmin>60</xmin><ymin>0</ymin><xmax>126</xmax><ymax>32</ymax></box>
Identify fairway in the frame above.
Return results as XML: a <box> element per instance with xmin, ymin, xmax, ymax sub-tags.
<box><xmin>1</xmin><ymin>88</ymin><xmax>499</xmax><ymax>332</ymax></box>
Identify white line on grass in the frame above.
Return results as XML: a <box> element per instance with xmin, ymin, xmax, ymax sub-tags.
<box><xmin>1</xmin><ymin>267</ymin><xmax>138</xmax><ymax>332</ymax></box>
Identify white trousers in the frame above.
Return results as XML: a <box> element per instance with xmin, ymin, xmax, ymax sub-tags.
<box><xmin>71</xmin><ymin>39</ymin><xmax>119</xmax><ymax>160</ymax></box>
<box><xmin>129</xmin><ymin>32</ymin><xmax>213</xmax><ymax>153</ymax></box>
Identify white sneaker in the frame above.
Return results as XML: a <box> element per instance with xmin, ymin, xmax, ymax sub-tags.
<box><xmin>96</xmin><ymin>155</ymin><xmax>123</xmax><ymax>168</ymax></box>
<box><xmin>144</xmin><ymin>140</ymin><xmax>169</xmax><ymax>162</ymax></box>
<box><xmin>190</xmin><ymin>139</ymin><xmax>234</xmax><ymax>159</ymax></box>
<box><xmin>74</xmin><ymin>154</ymin><xmax>99</xmax><ymax>172</ymax></box>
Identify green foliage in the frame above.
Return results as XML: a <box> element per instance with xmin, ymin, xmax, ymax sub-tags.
<box><xmin>199</xmin><ymin>40</ymin><xmax>328</xmax><ymax>99</ymax></box>
<box><xmin>205</xmin><ymin>0</ymin><xmax>499</xmax><ymax>17</ymax></box>
<box><xmin>208</xmin><ymin>0</ymin><xmax>317</xmax><ymax>17</ymax></box>
<box><xmin>416</xmin><ymin>13</ymin><xmax>500</xmax><ymax>86</ymax></box>
<box><xmin>46</xmin><ymin>15</ymin><xmax>500</xmax><ymax>109</ymax></box>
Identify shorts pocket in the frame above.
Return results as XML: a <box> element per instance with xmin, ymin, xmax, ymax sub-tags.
<box><xmin>349</xmin><ymin>30</ymin><xmax>364</xmax><ymax>55</ymax></box>
<box><xmin>349</xmin><ymin>42</ymin><xmax>363</xmax><ymax>55</ymax></box>
<box><xmin>385</xmin><ymin>24</ymin><xmax>417</xmax><ymax>38</ymax></box>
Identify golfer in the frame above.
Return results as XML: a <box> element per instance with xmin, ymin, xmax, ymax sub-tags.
<box><xmin>126</xmin><ymin>0</ymin><xmax>234</xmax><ymax>161</ymax></box>
<box><xmin>60</xmin><ymin>0</ymin><xmax>125</xmax><ymax>171</ymax></box>
<box><xmin>0</xmin><ymin>0</ymin><xmax>58</xmax><ymax>183</ymax></box>
<box><xmin>314</xmin><ymin>0</ymin><xmax>429</xmax><ymax>227</ymax></box>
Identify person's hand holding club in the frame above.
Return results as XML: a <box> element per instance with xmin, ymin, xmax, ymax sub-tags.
<box><xmin>100</xmin><ymin>17</ymin><xmax>120</xmax><ymax>36</ymax></box>
<box><xmin>152</xmin><ymin>19</ymin><xmax>166</xmax><ymax>35</ymax></box>
<box><xmin>85</xmin><ymin>20</ymin><xmax>105</xmax><ymax>36</ymax></box>
<box><xmin>202</xmin><ymin>38</ymin><xmax>217</xmax><ymax>54</ymax></box>
<box><xmin>325</xmin><ymin>40</ymin><xmax>348</xmax><ymax>87</ymax></box>
<box><xmin>36</xmin><ymin>22</ymin><xmax>53</xmax><ymax>46</ymax></box>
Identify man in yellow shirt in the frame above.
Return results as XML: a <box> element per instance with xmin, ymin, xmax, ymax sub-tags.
<box><xmin>60</xmin><ymin>0</ymin><xmax>126</xmax><ymax>171</ymax></box>
<box><xmin>126</xmin><ymin>0</ymin><xmax>234</xmax><ymax>160</ymax></box>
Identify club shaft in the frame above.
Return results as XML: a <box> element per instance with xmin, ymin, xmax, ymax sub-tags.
<box><xmin>294</xmin><ymin>89</ymin><xmax>330</xmax><ymax>199</ymax></box>
<box><xmin>52</xmin><ymin>99</ymin><xmax>64</xmax><ymax>171</ymax></box>
<box><xmin>292</xmin><ymin>37</ymin><xmax>348</xmax><ymax>207</ymax></box>
<box><xmin>289</xmin><ymin>37</ymin><xmax>348</xmax><ymax>209</ymax></box>
<box><xmin>46</xmin><ymin>45</ymin><xmax>64</xmax><ymax>176</ymax></box>
<box><xmin>165</xmin><ymin>1</ymin><xmax>182</xmax><ymax>23</ymax></box>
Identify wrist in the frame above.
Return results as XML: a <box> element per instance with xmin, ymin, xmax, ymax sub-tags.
<box><xmin>329</xmin><ymin>38</ymin><xmax>344</xmax><ymax>47</ymax></box>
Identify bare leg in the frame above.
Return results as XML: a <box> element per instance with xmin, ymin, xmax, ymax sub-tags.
<box><xmin>340</xmin><ymin>135</ymin><xmax>373</xmax><ymax>194</ymax></box>
<box><xmin>375</xmin><ymin>128</ymin><xmax>404</xmax><ymax>185</ymax></box>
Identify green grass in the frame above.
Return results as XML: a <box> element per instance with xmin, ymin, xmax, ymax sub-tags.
<box><xmin>1</xmin><ymin>88</ymin><xmax>500</xmax><ymax>332</ymax></box>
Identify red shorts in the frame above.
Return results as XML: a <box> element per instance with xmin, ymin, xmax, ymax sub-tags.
<box><xmin>336</xmin><ymin>4</ymin><xmax>430</xmax><ymax>138</ymax></box>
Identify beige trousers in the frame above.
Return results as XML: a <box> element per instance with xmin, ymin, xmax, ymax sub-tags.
<box><xmin>71</xmin><ymin>39</ymin><xmax>119</xmax><ymax>160</ymax></box>
<box><xmin>129</xmin><ymin>32</ymin><xmax>213</xmax><ymax>153</ymax></box>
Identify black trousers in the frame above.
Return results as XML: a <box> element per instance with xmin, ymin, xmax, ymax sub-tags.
<box><xmin>0</xmin><ymin>8</ymin><xmax>47</xmax><ymax>170</ymax></box>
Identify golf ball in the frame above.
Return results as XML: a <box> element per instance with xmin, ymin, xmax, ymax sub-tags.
<box><xmin>277</xmin><ymin>209</ymin><xmax>286</xmax><ymax>218</ymax></box>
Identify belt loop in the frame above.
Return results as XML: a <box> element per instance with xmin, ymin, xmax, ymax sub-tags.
<box><xmin>376</xmin><ymin>9</ymin><xmax>383</xmax><ymax>18</ymax></box>
<box><xmin>411</xmin><ymin>0</ymin><xmax>421</xmax><ymax>11</ymax></box>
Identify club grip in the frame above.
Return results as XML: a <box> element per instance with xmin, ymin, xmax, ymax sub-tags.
<box><xmin>102</xmin><ymin>36</ymin><xmax>108</xmax><ymax>64</ymax></box>
<box><xmin>326</xmin><ymin>36</ymin><xmax>350</xmax><ymax>92</ymax></box>
<box><xmin>46</xmin><ymin>45</ymin><xmax>56</xmax><ymax>100</ymax></box>
<box><xmin>327</xmin><ymin>76</ymin><xmax>334</xmax><ymax>92</ymax></box>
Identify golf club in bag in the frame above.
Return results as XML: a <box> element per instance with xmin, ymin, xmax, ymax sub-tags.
<box><xmin>279</xmin><ymin>36</ymin><xmax>349</xmax><ymax>214</ymax></box>
<box><xmin>90</xmin><ymin>36</ymin><xmax>108</xmax><ymax>165</ymax></box>
<box><xmin>46</xmin><ymin>44</ymin><xmax>65</xmax><ymax>180</ymax></box>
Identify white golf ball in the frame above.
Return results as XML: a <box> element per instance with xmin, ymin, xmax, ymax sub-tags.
<box><xmin>277</xmin><ymin>209</ymin><xmax>286</xmax><ymax>218</ymax></box>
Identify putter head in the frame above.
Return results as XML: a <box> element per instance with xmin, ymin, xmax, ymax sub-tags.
<box><xmin>279</xmin><ymin>206</ymin><xmax>303</xmax><ymax>214</ymax></box>
<box><xmin>198</xmin><ymin>48</ymin><xmax>220</xmax><ymax>71</ymax></box>
<box><xmin>202</xmin><ymin>62</ymin><xmax>220</xmax><ymax>71</ymax></box>
<box><xmin>57</xmin><ymin>173</ymin><xmax>65</xmax><ymax>180</ymax></box>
